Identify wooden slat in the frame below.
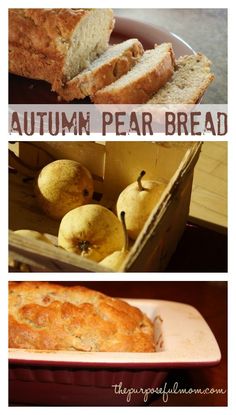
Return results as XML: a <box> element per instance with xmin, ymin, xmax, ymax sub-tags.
<box><xmin>192</xmin><ymin>170</ymin><xmax>227</xmax><ymax>198</ymax></box>
<box><xmin>190</xmin><ymin>142</ymin><xmax>227</xmax><ymax>229</ymax></box>
<box><xmin>201</xmin><ymin>142</ymin><xmax>227</xmax><ymax>162</ymax></box>
<box><xmin>211</xmin><ymin>163</ymin><xmax>227</xmax><ymax>181</ymax></box>
<box><xmin>193</xmin><ymin>154</ymin><xmax>219</xmax><ymax>174</ymax></box>
<box><xmin>9</xmin><ymin>232</ymin><xmax>109</xmax><ymax>273</ymax></box>
<box><xmin>189</xmin><ymin>202</ymin><xmax>227</xmax><ymax>230</ymax></box>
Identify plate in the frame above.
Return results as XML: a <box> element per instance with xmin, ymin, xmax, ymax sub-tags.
<box><xmin>9</xmin><ymin>17</ymin><xmax>194</xmax><ymax>104</ymax></box>
<box><xmin>112</xmin><ymin>16</ymin><xmax>194</xmax><ymax>56</ymax></box>
<box><xmin>9</xmin><ymin>299</ymin><xmax>221</xmax><ymax>368</ymax></box>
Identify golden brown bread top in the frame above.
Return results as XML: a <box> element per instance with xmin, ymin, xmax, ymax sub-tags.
<box><xmin>9</xmin><ymin>282</ymin><xmax>155</xmax><ymax>352</ymax></box>
<box><xmin>9</xmin><ymin>9</ymin><xmax>92</xmax><ymax>48</ymax></box>
<box><xmin>9</xmin><ymin>9</ymin><xmax>89</xmax><ymax>88</ymax></box>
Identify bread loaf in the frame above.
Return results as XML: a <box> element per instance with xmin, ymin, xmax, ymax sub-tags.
<box><xmin>9</xmin><ymin>8</ymin><xmax>114</xmax><ymax>91</ymax></box>
<box><xmin>9</xmin><ymin>282</ymin><xmax>155</xmax><ymax>352</ymax></box>
<box><xmin>147</xmin><ymin>53</ymin><xmax>214</xmax><ymax>104</ymax></box>
<box><xmin>58</xmin><ymin>39</ymin><xmax>144</xmax><ymax>101</ymax></box>
<box><xmin>93</xmin><ymin>43</ymin><xmax>175</xmax><ymax>104</ymax></box>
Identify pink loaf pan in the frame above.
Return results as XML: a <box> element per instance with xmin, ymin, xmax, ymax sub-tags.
<box><xmin>9</xmin><ymin>299</ymin><xmax>221</xmax><ymax>406</ymax></box>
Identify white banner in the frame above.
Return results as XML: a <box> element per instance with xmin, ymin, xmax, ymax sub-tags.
<box><xmin>9</xmin><ymin>104</ymin><xmax>228</xmax><ymax>137</ymax></box>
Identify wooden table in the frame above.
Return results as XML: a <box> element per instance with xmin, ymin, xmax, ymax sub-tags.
<box><xmin>81</xmin><ymin>281</ymin><xmax>227</xmax><ymax>406</ymax></box>
<box><xmin>190</xmin><ymin>142</ymin><xmax>227</xmax><ymax>231</ymax></box>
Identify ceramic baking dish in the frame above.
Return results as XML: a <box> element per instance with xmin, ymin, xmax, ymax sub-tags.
<box><xmin>9</xmin><ymin>299</ymin><xmax>221</xmax><ymax>406</ymax></box>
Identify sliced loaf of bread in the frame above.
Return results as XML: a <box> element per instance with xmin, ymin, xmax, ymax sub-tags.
<box><xmin>58</xmin><ymin>39</ymin><xmax>144</xmax><ymax>101</ymax></box>
<box><xmin>147</xmin><ymin>53</ymin><xmax>214</xmax><ymax>104</ymax></box>
<box><xmin>93</xmin><ymin>43</ymin><xmax>175</xmax><ymax>104</ymax></box>
<box><xmin>9</xmin><ymin>9</ymin><xmax>114</xmax><ymax>91</ymax></box>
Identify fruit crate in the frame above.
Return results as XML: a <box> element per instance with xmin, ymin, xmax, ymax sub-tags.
<box><xmin>9</xmin><ymin>141</ymin><xmax>202</xmax><ymax>272</ymax></box>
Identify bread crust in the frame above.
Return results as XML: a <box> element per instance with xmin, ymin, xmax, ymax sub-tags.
<box><xmin>58</xmin><ymin>40</ymin><xmax>144</xmax><ymax>101</ymax></box>
<box><xmin>9</xmin><ymin>282</ymin><xmax>155</xmax><ymax>352</ymax></box>
<box><xmin>93</xmin><ymin>44</ymin><xmax>175</xmax><ymax>104</ymax></box>
<box><xmin>9</xmin><ymin>8</ymin><xmax>114</xmax><ymax>91</ymax></box>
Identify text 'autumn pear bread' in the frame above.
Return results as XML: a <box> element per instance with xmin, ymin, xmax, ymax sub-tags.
<box><xmin>147</xmin><ymin>53</ymin><xmax>215</xmax><ymax>104</ymax></box>
<box><xmin>9</xmin><ymin>8</ymin><xmax>114</xmax><ymax>91</ymax></box>
<box><xmin>58</xmin><ymin>39</ymin><xmax>144</xmax><ymax>101</ymax></box>
<box><xmin>93</xmin><ymin>43</ymin><xmax>175</xmax><ymax>104</ymax></box>
<box><xmin>9</xmin><ymin>282</ymin><xmax>155</xmax><ymax>352</ymax></box>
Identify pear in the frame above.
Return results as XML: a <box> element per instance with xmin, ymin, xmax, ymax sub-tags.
<box><xmin>13</xmin><ymin>229</ymin><xmax>53</xmax><ymax>244</ymax></box>
<box><xmin>100</xmin><ymin>211</ymin><xmax>129</xmax><ymax>271</ymax></box>
<box><xmin>34</xmin><ymin>159</ymin><xmax>94</xmax><ymax>220</ymax></box>
<box><xmin>116</xmin><ymin>170</ymin><xmax>167</xmax><ymax>240</ymax></box>
<box><xmin>58</xmin><ymin>204</ymin><xmax>124</xmax><ymax>262</ymax></box>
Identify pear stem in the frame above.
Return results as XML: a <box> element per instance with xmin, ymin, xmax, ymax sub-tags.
<box><xmin>120</xmin><ymin>211</ymin><xmax>129</xmax><ymax>252</ymax></box>
<box><xmin>137</xmin><ymin>170</ymin><xmax>146</xmax><ymax>191</ymax></box>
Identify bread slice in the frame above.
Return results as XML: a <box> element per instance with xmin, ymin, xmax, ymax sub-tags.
<box><xmin>58</xmin><ymin>39</ymin><xmax>144</xmax><ymax>101</ymax></box>
<box><xmin>147</xmin><ymin>53</ymin><xmax>214</xmax><ymax>104</ymax></box>
<box><xmin>93</xmin><ymin>43</ymin><xmax>175</xmax><ymax>104</ymax></box>
<box><xmin>9</xmin><ymin>9</ymin><xmax>114</xmax><ymax>91</ymax></box>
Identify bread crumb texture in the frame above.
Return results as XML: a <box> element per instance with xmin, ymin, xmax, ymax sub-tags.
<box><xmin>59</xmin><ymin>38</ymin><xmax>144</xmax><ymax>101</ymax></box>
<box><xmin>93</xmin><ymin>43</ymin><xmax>175</xmax><ymax>104</ymax></box>
<box><xmin>148</xmin><ymin>53</ymin><xmax>215</xmax><ymax>104</ymax></box>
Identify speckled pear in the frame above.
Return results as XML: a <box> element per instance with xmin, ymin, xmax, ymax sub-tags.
<box><xmin>100</xmin><ymin>211</ymin><xmax>129</xmax><ymax>271</ymax></box>
<box><xmin>58</xmin><ymin>204</ymin><xmax>124</xmax><ymax>262</ymax></box>
<box><xmin>34</xmin><ymin>159</ymin><xmax>94</xmax><ymax>220</ymax></box>
<box><xmin>116</xmin><ymin>171</ymin><xmax>167</xmax><ymax>240</ymax></box>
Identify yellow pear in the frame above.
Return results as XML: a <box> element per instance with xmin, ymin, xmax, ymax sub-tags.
<box><xmin>13</xmin><ymin>229</ymin><xmax>52</xmax><ymax>244</ymax></box>
<box><xmin>100</xmin><ymin>211</ymin><xmax>129</xmax><ymax>271</ymax></box>
<box><xmin>58</xmin><ymin>204</ymin><xmax>124</xmax><ymax>262</ymax></box>
<box><xmin>34</xmin><ymin>159</ymin><xmax>94</xmax><ymax>220</ymax></box>
<box><xmin>116</xmin><ymin>170</ymin><xmax>167</xmax><ymax>240</ymax></box>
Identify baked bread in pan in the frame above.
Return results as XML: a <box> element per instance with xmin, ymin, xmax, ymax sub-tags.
<box><xmin>9</xmin><ymin>282</ymin><xmax>155</xmax><ymax>352</ymax></box>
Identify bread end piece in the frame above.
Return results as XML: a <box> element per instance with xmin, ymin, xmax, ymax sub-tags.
<box><xmin>148</xmin><ymin>53</ymin><xmax>215</xmax><ymax>104</ymax></box>
<box><xmin>9</xmin><ymin>8</ymin><xmax>114</xmax><ymax>92</ymax></box>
